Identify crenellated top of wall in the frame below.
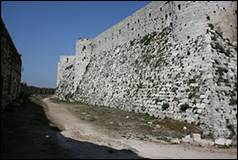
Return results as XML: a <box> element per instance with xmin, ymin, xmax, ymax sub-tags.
<box><xmin>92</xmin><ymin>1</ymin><xmax>172</xmax><ymax>52</ymax></box>
<box><xmin>171</xmin><ymin>1</ymin><xmax>237</xmax><ymax>44</ymax></box>
<box><xmin>57</xmin><ymin>55</ymin><xmax>75</xmax><ymax>87</ymax></box>
<box><xmin>91</xmin><ymin>1</ymin><xmax>237</xmax><ymax>53</ymax></box>
<box><xmin>76</xmin><ymin>38</ymin><xmax>93</xmax><ymax>55</ymax></box>
<box><xmin>71</xmin><ymin>1</ymin><xmax>237</xmax><ymax>59</ymax></box>
<box><xmin>59</xmin><ymin>55</ymin><xmax>75</xmax><ymax>64</ymax></box>
<box><xmin>57</xmin><ymin>1</ymin><xmax>237</xmax><ymax>89</ymax></box>
<box><xmin>58</xmin><ymin>1</ymin><xmax>237</xmax><ymax>88</ymax></box>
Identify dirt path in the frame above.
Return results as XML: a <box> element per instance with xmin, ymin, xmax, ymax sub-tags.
<box><xmin>1</xmin><ymin>97</ymin><xmax>141</xmax><ymax>159</ymax></box>
<box><xmin>42</xmin><ymin>97</ymin><xmax>237</xmax><ymax>159</ymax></box>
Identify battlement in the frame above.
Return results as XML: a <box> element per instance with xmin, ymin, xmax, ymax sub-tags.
<box><xmin>57</xmin><ymin>56</ymin><xmax>75</xmax><ymax>87</ymax></box>
<box><xmin>59</xmin><ymin>55</ymin><xmax>75</xmax><ymax>63</ymax></box>
<box><xmin>76</xmin><ymin>38</ymin><xmax>93</xmax><ymax>55</ymax></box>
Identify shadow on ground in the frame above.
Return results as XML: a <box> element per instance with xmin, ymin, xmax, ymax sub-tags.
<box><xmin>1</xmin><ymin>97</ymin><xmax>143</xmax><ymax>159</ymax></box>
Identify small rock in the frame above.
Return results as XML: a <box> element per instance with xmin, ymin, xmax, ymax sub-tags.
<box><xmin>215</xmin><ymin>138</ymin><xmax>232</xmax><ymax>146</ymax></box>
<box><xmin>170</xmin><ymin>138</ymin><xmax>180</xmax><ymax>144</ymax></box>
<box><xmin>192</xmin><ymin>133</ymin><xmax>201</xmax><ymax>141</ymax></box>
<box><xmin>215</xmin><ymin>138</ymin><xmax>226</xmax><ymax>146</ymax></box>
<box><xmin>155</xmin><ymin>124</ymin><xmax>161</xmax><ymax>129</ymax></box>
<box><xmin>197</xmin><ymin>139</ymin><xmax>214</xmax><ymax>147</ymax></box>
<box><xmin>182</xmin><ymin>135</ymin><xmax>193</xmax><ymax>143</ymax></box>
<box><xmin>109</xmin><ymin>121</ymin><xmax>114</xmax><ymax>124</ymax></box>
<box><xmin>192</xmin><ymin>133</ymin><xmax>201</xmax><ymax>145</ymax></box>
<box><xmin>183</xmin><ymin>126</ymin><xmax>187</xmax><ymax>130</ymax></box>
<box><xmin>232</xmin><ymin>137</ymin><xmax>237</xmax><ymax>146</ymax></box>
<box><xmin>147</xmin><ymin>121</ymin><xmax>153</xmax><ymax>125</ymax></box>
<box><xmin>226</xmin><ymin>139</ymin><xmax>232</xmax><ymax>146</ymax></box>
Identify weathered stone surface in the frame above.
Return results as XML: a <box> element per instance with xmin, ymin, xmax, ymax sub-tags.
<box><xmin>215</xmin><ymin>138</ymin><xmax>232</xmax><ymax>147</ymax></box>
<box><xmin>170</xmin><ymin>138</ymin><xmax>180</xmax><ymax>144</ymax></box>
<box><xmin>181</xmin><ymin>135</ymin><xmax>193</xmax><ymax>143</ymax></box>
<box><xmin>182</xmin><ymin>134</ymin><xmax>214</xmax><ymax>147</ymax></box>
<box><xmin>196</xmin><ymin>139</ymin><xmax>214</xmax><ymax>147</ymax></box>
<box><xmin>192</xmin><ymin>134</ymin><xmax>201</xmax><ymax>142</ymax></box>
<box><xmin>192</xmin><ymin>134</ymin><xmax>214</xmax><ymax>147</ymax></box>
<box><xmin>56</xmin><ymin>1</ymin><xmax>237</xmax><ymax>139</ymax></box>
<box><xmin>231</xmin><ymin>137</ymin><xmax>237</xmax><ymax>146</ymax></box>
<box><xmin>1</xmin><ymin>18</ymin><xmax>22</xmax><ymax>111</ymax></box>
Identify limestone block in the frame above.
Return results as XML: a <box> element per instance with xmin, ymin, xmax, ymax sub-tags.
<box><xmin>170</xmin><ymin>138</ymin><xmax>181</xmax><ymax>144</ymax></box>
<box><xmin>182</xmin><ymin>135</ymin><xmax>193</xmax><ymax>143</ymax></box>
<box><xmin>215</xmin><ymin>138</ymin><xmax>232</xmax><ymax>146</ymax></box>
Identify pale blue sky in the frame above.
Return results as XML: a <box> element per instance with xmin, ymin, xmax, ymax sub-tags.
<box><xmin>1</xmin><ymin>1</ymin><xmax>150</xmax><ymax>88</ymax></box>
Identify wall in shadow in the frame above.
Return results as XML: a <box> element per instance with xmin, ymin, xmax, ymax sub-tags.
<box><xmin>1</xmin><ymin>97</ymin><xmax>143</xmax><ymax>159</ymax></box>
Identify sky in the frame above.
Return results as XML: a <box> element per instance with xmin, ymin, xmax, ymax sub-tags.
<box><xmin>1</xmin><ymin>1</ymin><xmax>150</xmax><ymax>88</ymax></box>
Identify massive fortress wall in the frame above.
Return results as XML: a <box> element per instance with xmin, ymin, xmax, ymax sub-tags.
<box><xmin>93</xmin><ymin>1</ymin><xmax>171</xmax><ymax>52</ymax></box>
<box><xmin>56</xmin><ymin>1</ymin><xmax>237</xmax><ymax>139</ymax></box>
<box><xmin>91</xmin><ymin>1</ymin><xmax>236</xmax><ymax>52</ymax></box>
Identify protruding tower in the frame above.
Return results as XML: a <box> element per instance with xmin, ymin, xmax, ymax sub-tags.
<box><xmin>74</xmin><ymin>38</ymin><xmax>93</xmax><ymax>91</ymax></box>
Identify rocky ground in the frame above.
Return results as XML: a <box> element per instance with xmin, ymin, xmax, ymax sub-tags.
<box><xmin>43</xmin><ymin>95</ymin><xmax>237</xmax><ymax>159</ymax></box>
<box><xmin>1</xmin><ymin>95</ymin><xmax>237</xmax><ymax>159</ymax></box>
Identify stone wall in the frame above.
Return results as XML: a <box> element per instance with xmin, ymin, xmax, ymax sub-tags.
<box><xmin>56</xmin><ymin>1</ymin><xmax>237</xmax><ymax>139</ymax></box>
<box><xmin>74</xmin><ymin>39</ymin><xmax>92</xmax><ymax>91</ymax></box>
<box><xmin>56</xmin><ymin>56</ymin><xmax>75</xmax><ymax>100</ymax></box>
<box><xmin>1</xmin><ymin>18</ymin><xmax>22</xmax><ymax>112</ymax></box>
<box><xmin>171</xmin><ymin>1</ymin><xmax>237</xmax><ymax>44</ymax></box>
<box><xmin>93</xmin><ymin>1</ymin><xmax>171</xmax><ymax>52</ymax></box>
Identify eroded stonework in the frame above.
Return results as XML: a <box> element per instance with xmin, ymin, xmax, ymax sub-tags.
<box><xmin>56</xmin><ymin>1</ymin><xmax>237</xmax><ymax>139</ymax></box>
<box><xmin>1</xmin><ymin>18</ymin><xmax>22</xmax><ymax>112</ymax></box>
